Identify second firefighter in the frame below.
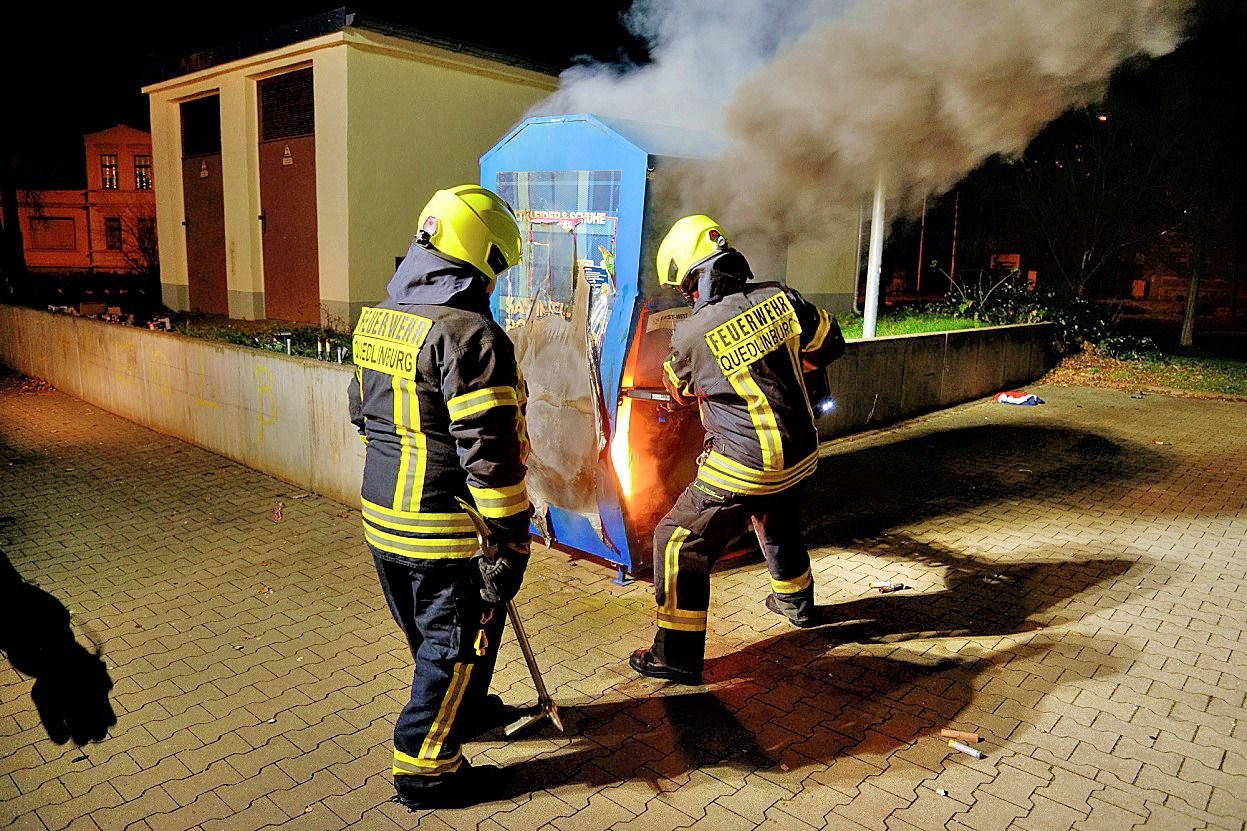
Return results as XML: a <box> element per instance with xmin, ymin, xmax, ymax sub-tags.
<box><xmin>630</xmin><ymin>214</ymin><xmax>845</xmax><ymax>685</ymax></box>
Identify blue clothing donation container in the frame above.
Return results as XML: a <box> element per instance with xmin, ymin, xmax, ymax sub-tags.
<box><xmin>480</xmin><ymin>113</ymin><xmax>713</xmax><ymax>579</ymax></box>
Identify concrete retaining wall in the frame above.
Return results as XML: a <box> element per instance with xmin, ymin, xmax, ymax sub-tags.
<box><xmin>818</xmin><ymin>324</ymin><xmax>1054</xmax><ymax>438</ymax></box>
<box><xmin>0</xmin><ymin>305</ymin><xmax>364</xmax><ymax>507</ymax></box>
<box><xmin>0</xmin><ymin>305</ymin><xmax>1052</xmax><ymax>502</ymax></box>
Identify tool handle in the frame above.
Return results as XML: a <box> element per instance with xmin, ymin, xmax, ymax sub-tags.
<box><xmin>506</xmin><ymin>600</ymin><xmax>551</xmax><ymax>700</ymax></box>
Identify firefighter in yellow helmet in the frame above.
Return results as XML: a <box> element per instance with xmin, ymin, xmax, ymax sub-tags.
<box><xmin>630</xmin><ymin>215</ymin><xmax>845</xmax><ymax>685</ymax></box>
<box><xmin>348</xmin><ymin>185</ymin><xmax>532</xmax><ymax>808</ymax></box>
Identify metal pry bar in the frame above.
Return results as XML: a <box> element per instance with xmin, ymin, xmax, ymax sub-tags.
<box><xmin>456</xmin><ymin>498</ymin><xmax>564</xmax><ymax>736</ymax></box>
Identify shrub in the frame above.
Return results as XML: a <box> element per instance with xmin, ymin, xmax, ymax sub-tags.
<box><xmin>941</xmin><ymin>267</ymin><xmax>1153</xmax><ymax>357</ymax></box>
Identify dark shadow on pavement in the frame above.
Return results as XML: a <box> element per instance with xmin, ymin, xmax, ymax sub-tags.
<box><xmin>0</xmin><ymin>548</ymin><xmax>116</xmax><ymax>745</ymax></box>
<box><xmin>685</xmin><ymin>423</ymin><xmax>1167</xmax><ymax>582</ymax></box>
<box><xmin>800</xmin><ymin>424</ymin><xmax>1167</xmax><ymax>548</ymax></box>
<box><xmin>786</xmin><ymin>532</ymin><xmax>1137</xmax><ymax>638</ymax></box>
<box><xmin>487</xmin><ymin>540</ymin><xmax>1141</xmax><ymax>802</ymax></box>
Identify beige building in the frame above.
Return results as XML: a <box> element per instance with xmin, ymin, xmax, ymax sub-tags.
<box><xmin>143</xmin><ymin>10</ymin><xmax>557</xmax><ymax>326</ymax></box>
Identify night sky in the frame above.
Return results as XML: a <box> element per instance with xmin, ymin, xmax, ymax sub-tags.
<box><xmin>4</xmin><ymin>2</ymin><xmax>641</xmax><ymax>189</ymax></box>
<box><xmin>5</xmin><ymin>1</ymin><xmax>1245</xmax><ymax>197</ymax></box>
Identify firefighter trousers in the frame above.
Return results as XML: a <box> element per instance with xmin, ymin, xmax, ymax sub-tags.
<box><xmin>650</xmin><ymin>482</ymin><xmax>813</xmax><ymax>673</ymax></box>
<box><xmin>372</xmin><ymin>548</ymin><xmax>507</xmax><ymax>786</ymax></box>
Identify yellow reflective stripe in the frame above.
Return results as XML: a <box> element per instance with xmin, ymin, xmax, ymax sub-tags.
<box><xmin>420</xmin><ymin>662</ymin><xmax>473</xmax><ymax>762</ymax></box>
<box><xmin>360</xmin><ymin>504</ymin><xmax>475</xmax><ymax>535</ymax></box>
<box><xmin>663</xmin><ymin>357</ymin><xmax>692</xmax><ymax>396</ymax></box>
<box><xmin>447</xmin><ymin>386</ymin><xmax>518</xmax><ymax>421</ymax></box>
<box><xmin>516</xmin><ymin>368</ymin><xmax>531</xmax><ymax>464</ymax></box>
<box><xmin>696</xmin><ymin>455</ymin><xmax>818</xmax><ymax>495</ymax></box>
<box><xmin>787</xmin><ymin>339</ymin><xmax>812</xmax><ymax>416</ymax></box>
<box><xmin>393</xmin><ymin>747</ymin><xmax>463</xmax><ymax>776</ymax></box>
<box><xmin>705</xmin><ymin>449</ymin><xmax>818</xmax><ymax>482</ymax></box>
<box><xmin>697</xmin><ymin>462</ymin><xmax>816</xmax><ymax>494</ymax></box>
<box><xmin>406</xmin><ymin>379</ymin><xmax>426</xmax><ymax>513</ymax></box>
<box><xmin>729</xmin><ymin>369</ymin><xmax>782</xmax><ymax>470</ymax></box>
<box><xmin>388</xmin><ymin>377</ymin><xmax>427</xmax><ymax>513</ymax></box>
<box><xmin>803</xmin><ymin>308</ymin><xmax>832</xmax><ymax>353</ymax></box>
<box><xmin>364</xmin><ymin>525</ymin><xmax>479</xmax><ymax>559</ymax></box>
<box><xmin>657</xmin><ymin>608</ymin><xmax>707</xmax><ymax>632</ymax></box>
<box><xmin>771</xmin><ymin>568</ymin><xmax>812</xmax><ymax>594</ymax></box>
<box><xmin>392</xmin><ymin>374</ymin><xmax>409</xmax><ymax>511</ymax></box>
<box><xmin>468</xmin><ymin>481</ymin><xmax>529</xmax><ymax>518</ymax></box>
<box><xmin>362</xmin><ymin>516</ymin><xmax>473</xmax><ymax>535</ymax></box>
<box><xmin>470</xmin><ymin>481</ymin><xmax>527</xmax><ymax>500</ymax></box>
<box><xmin>662</xmin><ymin>526</ymin><xmax>689</xmax><ymax>612</ymax></box>
<box><xmin>364</xmin><ymin>523</ymin><xmax>479</xmax><ymax>549</ymax></box>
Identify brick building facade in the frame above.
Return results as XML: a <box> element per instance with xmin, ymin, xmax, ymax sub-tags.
<box><xmin>18</xmin><ymin>125</ymin><xmax>158</xmax><ymax>274</ymax></box>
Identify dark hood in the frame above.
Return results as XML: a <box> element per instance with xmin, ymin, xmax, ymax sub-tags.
<box><xmin>689</xmin><ymin>249</ymin><xmax>752</xmax><ymax>312</ymax></box>
<box><xmin>384</xmin><ymin>239</ymin><xmax>490</xmax><ymax>310</ymax></box>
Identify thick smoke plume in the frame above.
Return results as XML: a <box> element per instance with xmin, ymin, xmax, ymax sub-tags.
<box><xmin>537</xmin><ymin>0</ymin><xmax>1194</xmax><ymax>238</ymax></box>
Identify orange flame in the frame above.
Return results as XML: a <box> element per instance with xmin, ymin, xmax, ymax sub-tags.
<box><xmin>610</xmin><ymin>397</ymin><xmax>634</xmax><ymax>500</ymax></box>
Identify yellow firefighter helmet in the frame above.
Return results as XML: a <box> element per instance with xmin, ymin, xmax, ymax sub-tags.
<box><xmin>418</xmin><ymin>185</ymin><xmax>523</xmax><ymax>289</ymax></box>
<box><xmin>655</xmin><ymin>214</ymin><xmax>730</xmax><ymax>290</ymax></box>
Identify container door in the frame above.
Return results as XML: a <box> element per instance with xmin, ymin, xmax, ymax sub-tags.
<box><xmin>258</xmin><ymin>67</ymin><xmax>320</xmax><ymax>323</ymax></box>
<box><xmin>492</xmin><ymin>170</ymin><xmax>625</xmax><ymax>562</ymax></box>
<box><xmin>180</xmin><ymin>95</ymin><xmax>228</xmax><ymax>315</ymax></box>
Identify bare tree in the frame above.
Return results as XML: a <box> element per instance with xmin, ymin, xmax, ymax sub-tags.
<box><xmin>1</xmin><ymin>151</ymin><xmax>28</xmax><ymax>281</ymax></box>
<box><xmin>1013</xmin><ymin>107</ymin><xmax>1176</xmax><ymax>299</ymax></box>
<box><xmin>120</xmin><ymin>210</ymin><xmax>159</xmax><ymax>277</ymax></box>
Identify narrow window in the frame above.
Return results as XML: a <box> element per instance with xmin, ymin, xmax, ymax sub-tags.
<box><xmin>101</xmin><ymin>154</ymin><xmax>120</xmax><ymax>189</ymax></box>
<box><xmin>134</xmin><ymin>155</ymin><xmax>153</xmax><ymax>190</ymax></box>
<box><xmin>105</xmin><ymin>217</ymin><xmax>123</xmax><ymax>250</ymax></box>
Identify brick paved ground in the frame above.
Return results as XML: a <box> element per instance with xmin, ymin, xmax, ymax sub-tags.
<box><xmin>2</xmin><ymin>373</ymin><xmax>1245</xmax><ymax>831</ymax></box>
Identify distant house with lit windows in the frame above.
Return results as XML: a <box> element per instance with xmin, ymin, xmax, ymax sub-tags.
<box><xmin>17</xmin><ymin>125</ymin><xmax>158</xmax><ymax>274</ymax></box>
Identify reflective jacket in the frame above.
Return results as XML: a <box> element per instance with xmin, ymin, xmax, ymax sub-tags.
<box><xmin>662</xmin><ymin>250</ymin><xmax>842</xmax><ymax>497</ymax></box>
<box><xmin>348</xmin><ymin>242</ymin><xmax>530</xmax><ymax>563</ymax></box>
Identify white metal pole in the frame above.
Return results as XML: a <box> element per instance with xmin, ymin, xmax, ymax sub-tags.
<box><xmin>862</xmin><ymin>174</ymin><xmax>885</xmax><ymax>338</ymax></box>
<box><xmin>852</xmin><ymin>203</ymin><xmax>864</xmax><ymax>314</ymax></box>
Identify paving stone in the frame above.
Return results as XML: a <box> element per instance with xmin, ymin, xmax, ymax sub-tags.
<box><xmin>829</xmin><ymin>780</ymin><xmax>913</xmax><ymax>828</ymax></box>
<box><xmin>1138</xmin><ymin>800</ymin><xmax>1214</xmax><ymax>830</ymax></box>
<box><xmin>1035</xmin><ymin>767</ymin><xmax>1104</xmax><ymax>813</ymax></box>
<box><xmin>144</xmin><ymin>791</ymin><xmax>234</xmax><ymax>831</ymax></box>
<box><xmin>197</xmin><ymin>796</ymin><xmax>292</xmax><ymax>831</ymax></box>
<box><xmin>771</xmin><ymin>777</ymin><xmax>855</xmax><ymax>827</ymax></box>
<box><xmin>955</xmin><ymin>791</ymin><xmax>1029</xmax><ymax>831</ymax></box>
<box><xmin>87</xmin><ymin>786</ymin><xmax>179</xmax><ymax>831</ymax></box>
<box><xmin>1073</xmin><ymin>795</ymin><xmax>1149</xmax><ymax>831</ymax></box>
<box><xmin>1015</xmin><ymin>794</ymin><xmax>1091</xmax><ymax>831</ymax></box>
<box><xmin>34</xmin><ymin>782</ymin><xmax>125</xmax><ymax>831</ymax></box>
<box><xmin>112</xmin><ymin>755</ymin><xmax>194</xmax><ymax>802</ymax></box>
<box><xmin>267</xmin><ymin>768</ymin><xmax>353</xmax><ymax>818</ymax></box>
<box><xmin>683</xmin><ymin>802</ymin><xmax>771</xmax><ymax>831</ymax></box>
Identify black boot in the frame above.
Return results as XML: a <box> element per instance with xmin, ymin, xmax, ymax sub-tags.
<box><xmin>392</xmin><ymin>763</ymin><xmax>508</xmax><ymax>810</ymax></box>
<box><xmin>629</xmin><ymin>648</ymin><xmax>703</xmax><ymax>685</ymax></box>
<box><xmin>765</xmin><ymin>592</ymin><xmax>821</xmax><ymax>628</ymax></box>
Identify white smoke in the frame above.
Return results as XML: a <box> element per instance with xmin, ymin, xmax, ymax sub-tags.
<box><xmin>536</xmin><ymin>0</ymin><xmax>1193</xmax><ymax>238</ymax></box>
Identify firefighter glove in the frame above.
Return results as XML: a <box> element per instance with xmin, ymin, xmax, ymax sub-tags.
<box><xmin>475</xmin><ymin>541</ymin><xmax>530</xmax><ymax>605</ymax></box>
